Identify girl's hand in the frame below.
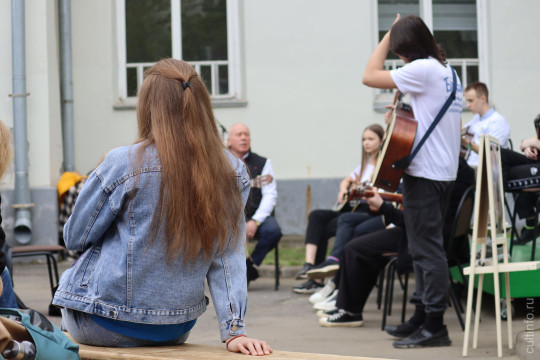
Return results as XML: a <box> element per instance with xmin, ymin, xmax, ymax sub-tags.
<box><xmin>524</xmin><ymin>146</ymin><xmax>538</xmax><ymax>161</ymax></box>
<box><xmin>384</xmin><ymin>104</ymin><xmax>395</xmax><ymax>124</ymax></box>
<box><xmin>227</xmin><ymin>336</ymin><xmax>272</xmax><ymax>356</ymax></box>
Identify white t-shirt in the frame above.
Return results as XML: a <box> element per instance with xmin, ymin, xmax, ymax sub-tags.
<box><xmin>350</xmin><ymin>163</ymin><xmax>375</xmax><ymax>184</ymax></box>
<box><xmin>464</xmin><ymin>108</ymin><xmax>510</xmax><ymax>167</ymax></box>
<box><xmin>390</xmin><ymin>58</ymin><xmax>462</xmax><ymax>181</ymax></box>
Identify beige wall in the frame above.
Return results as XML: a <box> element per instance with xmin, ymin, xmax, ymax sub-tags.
<box><xmin>1</xmin><ymin>0</ymin><xmax>538</xmax><ymax>187</ymax></box>
<box><xmin>0</xmin><ymin>1</ymin><xmax>62</xmax><ymax>189</ymax></box>
<box><xmin>487</xmin><ymin>0</ymin><xmax>540</xmax><ymax>147</ymax></box>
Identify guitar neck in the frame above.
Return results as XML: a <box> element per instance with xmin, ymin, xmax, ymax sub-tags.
<box><xmin>378</xmin><ymin>192</ymin><xmax>403</xmax><ymax>203</ymax></box>
<box><xmin>349</xmin><ymin>189</ymin><xmax>403</xmax><ymax>203</ymax></box>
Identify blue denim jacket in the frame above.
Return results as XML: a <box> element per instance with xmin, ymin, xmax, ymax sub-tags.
<box><xmin>52</xmin><ymin>144</ymin><xmax>250</xmax><ymax>341</ymax></box>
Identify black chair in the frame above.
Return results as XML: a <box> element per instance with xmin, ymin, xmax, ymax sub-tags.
<box><xmin>10</xmin><ymin>245</ymin><xmax>66</xmax><ymax>299</ymax></box>
<box><xmin>380</xmin><ymin>251</ymin><xmax>412</xmax><ymax>330</ymax></box>
<box><xmin>249</xmin><ymin>238</ymin><xmax>280</xmax><ymax>291</ymax></box>
<box><xmin>445</xmin><ymin>185</ymin><xmax>475</xmax><ymax>331</ymax></box>
<box><xmin>508</xmin><ymin>191</ymin><xmax>540</xmax><ymax>261</ymax></box>
<box><xmin>271</xmin><ymin>243</ymin><xmax>279</xmax><ymax>290</ymax></box>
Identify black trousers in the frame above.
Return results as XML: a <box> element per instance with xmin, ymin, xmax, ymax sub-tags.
<box><xmin>305</xmin><ymin>204</ymin><xmax>371</xmax><ymax>265</ymax></box>
<box><xmin>335</xmin><ymin>227</ymin><xmax>405</xmax><ymax>314</ymax></box>
<box><xmin>501</xmin><ymin>148</ymin><xmax>540</xmax><ymax>219</ymax></box>
<box><xmin>305</xmin><ymin>209</ymin><xmax>341</xmax><ymax>265</ymax></box>
<box><xmin>403</xmin><ymin>174</ymin><xmax>453</xmax><ymax>314</ymax></box>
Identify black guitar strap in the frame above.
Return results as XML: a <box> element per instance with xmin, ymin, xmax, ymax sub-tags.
<box><xmin>392</xmin><ymin>67</ymin><xmax>458</xmax><ymax>170</ymax></box>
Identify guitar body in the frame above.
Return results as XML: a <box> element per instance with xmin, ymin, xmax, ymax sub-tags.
<box><xmin>371</xmin><ymin>94</ymin><xmax>417</xmax><ymax>192</ymax></box>
<box><xmin>460</xmin><ymin>126</ymin><xmax>473</xmax><ymax>159</ymax></box>
<box><xmin>331</xmin><ymin>194</ymin><xmax>354</xmax><ymax>213</ymax></box>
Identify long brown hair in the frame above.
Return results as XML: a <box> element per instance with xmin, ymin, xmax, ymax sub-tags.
<box><xmin>0</xmin><ymin>120</ymin><xmax>13</xmax><ymax>179</ymax></box>
<box><xmin>136</xmin><ymin>58</ymin><xmax>243</xmax><ymax>262</ymax></box>
<box><xmin>359</xmin><ymin>123</ymin><xmax>384</xmax><ymax>180</ymax></box>
<box><xmin>390</xmin><ymin>15</ymin><xmax>446</xmax><ymax>66</ymax></box>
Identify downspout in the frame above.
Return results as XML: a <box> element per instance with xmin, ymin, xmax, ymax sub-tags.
<box><xmin>59</xmin><ymin>0</ymin><xmax>75</xmax><ymax>172</ymax></box>
<box><xmin>11</xmin><ymin>0</ymin><xmax>33</xmax><ymax>244</ymax></box>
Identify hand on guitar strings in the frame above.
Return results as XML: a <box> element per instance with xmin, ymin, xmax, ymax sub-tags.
<box><xmin>365</xmin><ymin>187</ymin><xmax>384</xmax><ymax>213</ymax></box>
<box><xmin>384</xmin><ymin>104</ymin><xmax>395</xmax><ymax>124</ymax></box>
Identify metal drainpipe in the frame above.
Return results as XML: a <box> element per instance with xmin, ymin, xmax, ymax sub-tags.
<box><xmin>59</xmin><ymin>0</ymin><xmax>75</xmax><ymax>172</ymax></box>
<box><xmin>11</xmin><ymin>0</ymin><xmax>33</xmax><ymax>244</ymax></box>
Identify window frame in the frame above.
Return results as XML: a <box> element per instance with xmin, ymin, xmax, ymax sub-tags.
<box><xmin>115</xmin><ymin>0</ymin><xmax>243</xmax><ymax>106</ymax></box>
<box><xmin>373</xmin><ymin>0</ymin><xmax>488</xmax><ymax>85</ymax></box>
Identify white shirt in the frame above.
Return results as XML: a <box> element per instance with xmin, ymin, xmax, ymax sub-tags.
<box><xmin>464</xmin><ymin>108</ymin><xmax>510</xmax><ymax>167</ymax></box>
<box><xmin>390</xmin><ymin>58</ymin><xmax>462</xmax><ymax>181</ymax></box>
<box><xmin>350</xmin><ymin>163</ymin><xmax>375</xmax><ymax>184</ymax></box>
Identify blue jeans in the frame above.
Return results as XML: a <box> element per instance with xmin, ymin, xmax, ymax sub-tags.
<box><xmin>0</xmin><ymin>268</ymin><xmax>18</xmax><ymax>308</ymax></box>
<box><xmin>329</xmin><ymin>212</ymin><xmax>385</xmax><ymax>260</ymax></box>
<box><xmin>61</xmin><ymin>309</ymin><xmax>191</xmax><ymax>347</ymax></box>
<box><xmin>250</xmin><ymin>216</ymin><xmax>282</xmax><ymax>266</ymax></box>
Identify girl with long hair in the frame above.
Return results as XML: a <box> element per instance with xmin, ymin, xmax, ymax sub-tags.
<box><xmin>363</xmin><ymin>14</ymin><xmax>462</xmax><ymax>348</ymax></box>
<box><xmin>293</xmin><ymin>123</ymin><xmax>385</xmax><ymax>293</ymax></box>
<box><xmin>53</xmin><ymin>59</ymin><xmax>271</xmax><ymax>355</ymax></box>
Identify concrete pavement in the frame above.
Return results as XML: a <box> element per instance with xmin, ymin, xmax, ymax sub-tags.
<box><xmin>11</xmin><ymin>259</ymin><xmax>536</xmax><ymax>360</ymax></box>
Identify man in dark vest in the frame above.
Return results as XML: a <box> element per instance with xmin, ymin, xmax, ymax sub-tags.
<box><xmin>228</xmin><ymin>123</ymin><xmax>282</xmax><ymax>284</ymax></box>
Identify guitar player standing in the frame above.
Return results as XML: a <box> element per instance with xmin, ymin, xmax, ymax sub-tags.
<box><xmin>362</xmin><ymin>14</ymin><xmax>463</xmax><ymax>349</ymax></box>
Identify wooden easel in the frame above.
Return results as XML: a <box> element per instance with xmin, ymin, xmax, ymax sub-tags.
<box><xmin>462</xmin><ymin>135</ymin><xmax>540</xmax><ymax>357</ymax></box>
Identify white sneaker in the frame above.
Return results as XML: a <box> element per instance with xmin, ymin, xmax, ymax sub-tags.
<box><xmin>313</xmin><ymin>290</ymin><xmax>338</xmax><ymax>311</ymax></box>
<box><xmin>309</xmin><ymin>280</ymin><xmax>336</xmax><ymax>304</ymax></box>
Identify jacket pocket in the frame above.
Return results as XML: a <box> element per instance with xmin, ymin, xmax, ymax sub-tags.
<box><xmin>79</xmin><ymin>247</ymin><xmax>101</xmax><ymax>288</ymax></box>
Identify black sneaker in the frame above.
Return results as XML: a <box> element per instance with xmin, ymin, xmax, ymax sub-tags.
<box><xmin>516</xmin><ymin>227</ymin><xmax>537</xmax><ymax>245</ymax></box>
<box><xmin>292</xmin><ymin>279</ymin><xmax>323</xmax><ymax>294</ymax></box>
<box><xmin>295</xmin><ymin>262</ymin><xmax>313</xmax><ymax>280</ymax></box>
<box><xmin>385</xmin><ymin>321</ymin><xmax>421</xmax><ymax>338</ymax></box>
<box><xmin>393</xmin><ymin>326</ymin><xmax>451</xmax><ymax>348</ymax></box>
<box><xmin>319</xmin><ymin>311</ymin><xmax>363</xmax><ymax>327</ymax></box>
<box><xmin>246</xmin><ymin>259</ymin><xmax>259</xmax><ymax>284</ymax></box>
<box><xmin>307</xmin><ymin>259</ymin><xmax>339</xmax><ymax>280</ymax></box>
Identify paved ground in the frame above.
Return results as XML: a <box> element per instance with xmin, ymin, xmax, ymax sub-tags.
<box><xmin>11</xmin><ymin>259</ymin><xmax>538</xmax><ymax>360</ymax></box>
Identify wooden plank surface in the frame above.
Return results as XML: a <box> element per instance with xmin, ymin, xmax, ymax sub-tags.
<box><xmin>463</xmin><ymin>260</ymin><xmax>540</xmax><ymax>275</ymax></box>
<box><xmin>76</xmin><ymin>342</ymin><xmax>395</xmax><ymax>360</ymax></box>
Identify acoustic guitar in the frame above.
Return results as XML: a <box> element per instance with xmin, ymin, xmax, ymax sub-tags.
<box><xmin>371</xmin><ymin>92</ymin><xmax>417</xmax><ymax>192</ymax></box>
<box><xmin>332</xmin><ymin>185</ymin><xmax>402</xmax><ymax>212</ymax></box>
<box><xmin>332</xmin><ymin>192</ymin><xmax>353</xmax><ymax>212</ymax></box>
<box><xmin>348</xmin><ymin>185</ymin><xmax>403</xmax><ymax>204</ymax></box>
<box><xmin>250</xmin><ymin>174</ymin><xmax>273</xmax><ymax>189</ymax></box>
<box><xmin>460</xmin><ymin>126</ymin><xmax>473</xmax><ymax>159</ymax></box>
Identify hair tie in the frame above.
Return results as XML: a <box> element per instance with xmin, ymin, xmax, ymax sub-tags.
<box><xmin>226</xmin><ymin>335</ymin><xmax>246</xmax><ymax>349</ymax></box>
<box><xmin>182</xmin><ymin>81</ymin><xmax>191</xmax><ymax>90</ymax></box>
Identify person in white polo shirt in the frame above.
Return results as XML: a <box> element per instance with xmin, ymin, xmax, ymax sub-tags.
<box><xmin>462</xmin><ymin>81</ymin><xmax>511</xmax><ymax>167</ymax></box>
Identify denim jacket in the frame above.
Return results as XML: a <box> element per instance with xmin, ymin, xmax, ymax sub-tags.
<box><xmin>52</xmin><ymin>144</ymin><xmax>250</xmax><ymax>341</ymax></box>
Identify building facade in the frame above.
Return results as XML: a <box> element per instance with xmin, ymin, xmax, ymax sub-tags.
<box><xmin>0</xmin><ymin>0</ymin><xmax>538</xmax><ymax>243</ymax></box>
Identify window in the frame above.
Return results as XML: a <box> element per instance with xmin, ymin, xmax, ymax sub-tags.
<box><xmin>116</xmin><ymin>0</ymin><xmax>241</xmax><ymax>103</ymax></box>
<box><xmin>377</xmin><ymin>0</ymin><xmax>482</xmax><ymax>87</ymax></box>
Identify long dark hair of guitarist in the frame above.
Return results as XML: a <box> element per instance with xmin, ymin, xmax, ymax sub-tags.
<box><xmin>292</xmin><ymin>123</ymin><xmax>384</xmax><ymax>293</ymax></box>
<box><xmin>362</xmin><ymin>15</ymin><xmax>463</xmax><ymax>349</ymax></box>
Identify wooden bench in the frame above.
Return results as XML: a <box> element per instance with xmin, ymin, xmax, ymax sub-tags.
<box><xmin>75</xmin><ymin>342</ymin><xmax>395</xmax><ymax>360</ymax></box>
